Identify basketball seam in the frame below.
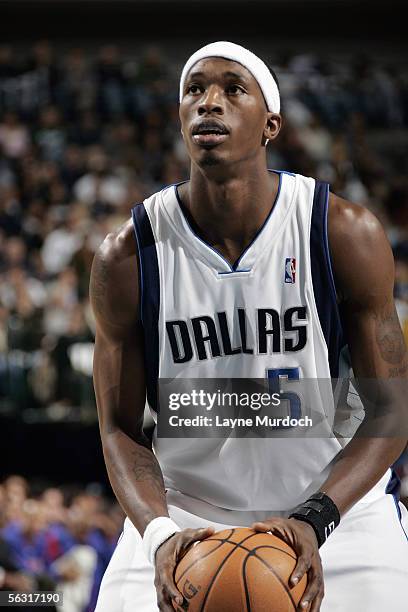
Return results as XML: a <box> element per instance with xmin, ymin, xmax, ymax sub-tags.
<box><xmin>205</xmin><ymin>538</ymin><xmax>297</xmax><ymax>561</ymax></box>
<box><xmin>242</xmin><ymin>554</ymin><xmax>252</xmax><ymax>612</ymax></box>
<box><xmin>176</xmin><ymin>530</ymin><xmax>235</xmax><ymax>582</ymax></box>
<box><xmin>242</xmin><ymin>546</ymin><xmax>298</xmax><ymax>612</ymax></box>
<box><xmin>200</xmin><ymin>532</ymin><xmax>259</xmax><ymax>612</ymax></box>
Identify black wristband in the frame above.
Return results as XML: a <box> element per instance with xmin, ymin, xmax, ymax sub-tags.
<box><xmin>288</xmin><ymin>492</ymin><xmax>340</xmax><ymax>547</ymax></box>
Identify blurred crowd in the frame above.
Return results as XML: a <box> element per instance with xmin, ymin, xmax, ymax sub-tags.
<box><xmin>0</xmin><ymin>41</ymin><xmax>408</xmax><ymax>414</ymax></box>
<box><xmin>0</xmin><ymin>475</ymin><xmax>123</xmax><ymax>611</ymax></box>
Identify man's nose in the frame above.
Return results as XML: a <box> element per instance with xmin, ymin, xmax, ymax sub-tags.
<box><xmin>198</xmin><ymin>85</ymin><xmax>224</xmax><ymax>115</ymax></box>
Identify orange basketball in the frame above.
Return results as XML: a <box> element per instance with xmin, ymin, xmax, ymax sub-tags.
<box><xmin>173</xmin><ymin>527</ymin><xmax>307</xmax><ymax>612</ymax></box>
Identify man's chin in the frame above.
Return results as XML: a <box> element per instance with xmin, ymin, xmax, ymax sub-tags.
<box><xmin>196</xmin><ymin>148</ymin><xmax>228</xmax><ymax>167</ymax></box>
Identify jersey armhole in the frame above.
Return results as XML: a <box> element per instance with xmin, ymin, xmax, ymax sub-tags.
<box><xmin>310</xmin><ymin>181</ymin><xmax>346</xmax><ymax>378</ymax></box>
<box><xmin>323</xmin><ymin>189</ymin><xmax>340</xmax><ymax>305</ymax></box>
<box><xmin>131</xmin><ymin>202</ymin><xmax>160</xmax><ymax>412</ymax></box>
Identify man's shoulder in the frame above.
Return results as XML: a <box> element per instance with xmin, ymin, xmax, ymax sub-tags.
<box><xmin>97</xmin><ymin>218</ymin><xmax>137</xmax><ymax>267</ymax></box>
<box><xmin>90</xmin><ymin>218</ymin><xmax>140</xmax><ymax>327</ymax></box>
<box><xmin>327</xmin><ymin>192</ymin><xmax>394</xmax><ymax>302</ymax></box>
<box><xmin>328</xmin><ymin>192</ymin><xmax>385</xmax><ymax>249</ymax></box>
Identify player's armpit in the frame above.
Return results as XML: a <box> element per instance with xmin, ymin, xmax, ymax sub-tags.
<box><xmin>90</xmin><ymin>220</ymin><xmax>169</xmax><ymax>534</ymax></box>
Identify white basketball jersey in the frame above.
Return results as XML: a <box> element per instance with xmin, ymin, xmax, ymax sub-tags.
<box><xmin>132</xmin><ymin>171</ymin><xmax>357</xmax><ymax>512</ymax></box>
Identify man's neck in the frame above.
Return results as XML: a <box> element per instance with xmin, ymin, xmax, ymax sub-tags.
<box><xmin>177</xmin><ymin>161</ymin><xmax>279</xmax><ymax>266</ymax></box>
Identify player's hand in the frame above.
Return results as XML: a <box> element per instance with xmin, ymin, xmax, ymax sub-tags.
<box><xmin>251</xmin><ymin>517</ymin><xmax>323</xmax><ymax>612</ymax></box>
<box><xmin>154</xmin><ymin>526</ymin><xmax>215</xmax><ymax>611</ymax></box>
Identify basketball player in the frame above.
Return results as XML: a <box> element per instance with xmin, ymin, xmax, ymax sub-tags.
<box><xmin>90</xmin><ymin>42</ymin><xmax>408</xmax><ymax>611</ymax></box>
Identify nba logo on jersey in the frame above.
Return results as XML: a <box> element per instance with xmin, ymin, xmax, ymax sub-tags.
<box><xmin>285</xmin><ymin>257</ymin><xmax>296</xmax><ymax>283</ymax></box>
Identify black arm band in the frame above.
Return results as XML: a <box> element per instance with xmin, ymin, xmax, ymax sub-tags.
<box><xmin>288</xmin><ymin>492</ymin><xmax>340</xmax><ymax>547</ymax></box>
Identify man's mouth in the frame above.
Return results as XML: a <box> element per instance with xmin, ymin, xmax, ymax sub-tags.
<box><xmin>191</xmin><ymin>120</ymin><xmax>229</xmax><ymax>147</ymax></box>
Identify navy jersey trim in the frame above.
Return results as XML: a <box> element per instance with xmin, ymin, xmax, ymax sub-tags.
<box><xmin>132</xmin><ymin>203</ymin><xmax>160</xmax><ymax>413</ymax></box>
<box><xmin>386</xmin><ymin>469</ymin><xmax>408</xmax><ymax>540</ymax></box>
<box><xmin>174</xmin><ymin>170</ymin><xmax>283</xmax><ymax>273</ymax></box>
<box><xmin>310</xmin><ymin>182</ymin><xmax>345</xmax><ymax>377</ymax></box>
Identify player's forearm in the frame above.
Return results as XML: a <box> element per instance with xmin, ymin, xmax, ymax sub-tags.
<box><xmin>319</xmin><ymin>436</ymin><xmax>407</xmax><ymax>516</ymax></box>
<box><xmin>102</xmin><ymin>428</ymin><xmax>169</xmax><ymax>535</ymax></box>
<box><xmin>326</xmin><ymin>294</ymin><xmax>408</xmax><ymax>515</ymax></box>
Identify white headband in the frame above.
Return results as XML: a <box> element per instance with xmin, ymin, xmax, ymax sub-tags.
<box><xmin>179</xmin><ymin>41</ymin><xmax>280</xmax><ymax>114</ymax></box>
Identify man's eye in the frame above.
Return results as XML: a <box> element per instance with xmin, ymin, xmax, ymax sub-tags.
<box><xmin>227</xmin><ymin>85</ymin><xmax>244</xmax><ymax>94</ymax></box>
<box><xmin>187</xmin><ymin>84</ymin><xmax>202</xmax><ymax>94</ymax></box>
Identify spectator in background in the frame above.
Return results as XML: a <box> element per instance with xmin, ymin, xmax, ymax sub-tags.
<box><xmin>1</xmin><ymin>267</ymin><xmax>45</xmax><ymax>351</ymax></box>
<box><xmin>0</xmin><ymin>112</ymin><xmax>31</xmax><ymax>160</ymax></box>
<box><xmin>95</xmin><ymin>45</ymin><xmax>126</xmax><ymax>120</ymax></box>
<box><xmin>1</xmin><ymin>499</ymin><xmax>55</xmax><ymax>590</ymax></box>
<box><xmin>73</xmin><ymin>146</ymin><xmax>127</xmax><ymax>213</ymax></box>
<box><xmin>0</xmin><ymin>535</ymin><xmax>35</xmax><ymax>609</ymax></box>
<box><xmin>41</xmin><ymin>205</ymin><xmax>85</xmax><ymax>276</ymax></box>
<box><xmin>60</xmin><ymin>146</ymin><xmax>85</xmax><ymax>192</ymax></box>
<box><xmin>0</xmin><ymin>305</ymin><xmax>7</xmax><ymax>352</ymax></box>
<box><xmin>1</xmin><ymin>236</ymin><xmax>27</xmax><ymax>271</ymax></box>
<box><xmin>35</xmin><ymin>106</ymin><xmax>66</xmax><ymax>163</ymax></box>
<box><xmin>49</xmin><ymin>509</ymin><xmax>97</xmax><ymax>612</ymax></box>
<box><xmin>25</xmin><ymin>41</ymin><xmax>61</xmax><ymax>108</ymax></box>
<box><xmin>0</xmin><ymin>187</ymin><xmax>21</xmax><ymax>237</ymax></box>
<box><xmin>69</xmin><ymin>111</ymin><xmax>101</xmax><ymax>148</ymax></box>
<box><xmin>0</xmin><ymin>477</ymin><xmax>123</xmax><ymax>612</ymax></box>
<box><xmin>0</xmin><ymin>45</ymin><xmax>18</xmax><ymax>79</ymax></box>
<box><xmin>0</xmin><ymin>485</ymin><xmax>34</xmax><ymax>602</ymax></box>
<box><xmin>131</xmin><ymin>45</ymin><xmax>172</xmax><ymax>115</ymax></box>
<box><xmin>43</xmin><ymin>267</ymin><xmax>79</xmax><ymax>337</ymax></box>
<box><xmin>61</xmin><ymin>48</ymin><xmax>94</xmax><ymax>121</ymax></box>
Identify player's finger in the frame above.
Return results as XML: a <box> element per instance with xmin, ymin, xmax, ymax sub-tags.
<box><xmin>251</xmin><ymin>520</ymin><xmax>280</xmax><ymax>532</ymax></box>
<box><xmin>297</xmin><ymin>568</ymin><xmax>323</xmax><ymax>610</ymax></box>
<box><xmin>157</xmin><ymin>600</ymin><xmax>175</xmax><ymax>612</ymax></box>
<box><xmin>308</xmin><ymin>560</ymin><xmax>324</xmax><ymax>612</ymax></box>
<box><xmin>181</xmin><ymin>527</ymin><xmax>215</xmax><ymax>548</ymax></box>
<box><xmin>190</xmin><ymin>526</ymin><xmax>215</xmax><ymax>540</ymax></box>
<box><xmin>162</xmin><ymin>573</ymin><xmax>184</xmax><ymax>608</ymax></box>
<box><xmin>290</xmin><ymin>553</ymin><xmax>311</xmax><ymax>587</ymax></box>
<box><xmin>173</xmin><ymin>527</ymin><xmax>214</xmax><ymax>561</ymax></box>
<box><xmin>167</xmin><ymin>584</ymin><xmax>184</xmax><ymax>607</ymax></box>
<box><xmin>252</xmin><ymin>520</ymin><xmax>297</xmax><ymax>555</ymax></box>
<box><xmin>167</xmin><ymin>529</ymin><xmax>214</xmax><ymax>606</ymax></box>
<box><xmin>309</xmin><ymin>588</ymin><xmax>324</xmax><ymax>612</ymax></box>
<box><xmin>156</xmin><ymin>586</ymin><xmax>179</xmax><ymax>612</ymax></box>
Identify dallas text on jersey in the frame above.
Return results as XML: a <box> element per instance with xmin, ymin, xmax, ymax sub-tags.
<box><xmin>166</xmin><ymin>306</ymin><xmax>308</xmax><ymax>363</ymax></box>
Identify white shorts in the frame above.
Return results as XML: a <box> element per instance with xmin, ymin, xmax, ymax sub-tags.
<box><xmin>95</xmin><ymin>473</ymin><xmax>408</xmax><ymax>612</ymax></box>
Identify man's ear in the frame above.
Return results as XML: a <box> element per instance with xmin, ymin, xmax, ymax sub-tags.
<box><xmin>263</xmin><ymin>113</ymin><xmax>282</xmax><ymax>145</ymax></box>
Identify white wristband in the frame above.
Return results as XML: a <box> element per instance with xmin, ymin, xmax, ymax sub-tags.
<box><xmin>142</xmin><ymin>516</ymin><xmax>181</xmax><ymax>566</ymax></box>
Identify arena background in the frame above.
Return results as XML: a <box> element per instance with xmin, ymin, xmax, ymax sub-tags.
<box><xmin>0</xmin><ymin>0</ymin><xmax>407</xmax><ymax>609</ymax></box>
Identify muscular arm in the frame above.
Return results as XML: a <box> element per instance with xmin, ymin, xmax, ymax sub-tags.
<box><xmin>90</xmin><ymin>220</ymin><xmax>168</xmax><ymax>535</ymax></box>
<box><xmin>320</xmin><ymin>193</ymin><xmax>408</xmax><ymax>515</ymax></box>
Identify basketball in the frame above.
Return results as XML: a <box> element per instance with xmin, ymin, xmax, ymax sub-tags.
<box><xmin>173</xmin><ymin>527</ymin><xmax>307</xmax><ymax>612</ymax></box>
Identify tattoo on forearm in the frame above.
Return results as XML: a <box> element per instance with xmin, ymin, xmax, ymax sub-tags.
<box><xmin>374</xmin><ymin>306</ymin><xmax>407</xmax><ymax>366</ymax></box>
<box><xmin>131</xmin><ymin>446</ymin><xmax>166</xmax><ymax>502</ymax></box>
<box><xmin>388</xmin><ymin>362</ymin><xmax>408</xmax><ymax>378</ymax></box>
